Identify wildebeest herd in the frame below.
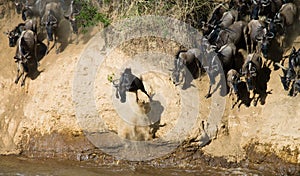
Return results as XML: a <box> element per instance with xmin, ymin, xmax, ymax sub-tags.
<box><xmin>169</xmin><ymin>0</ymin><xmax>300</xmax><ymax>109</ymax></box>
<box><xmin>4</xmin><ymin>0</ymin><xmax>81</xmax><ymax>86</ymax></box>
<box><xmin>112</xmin><ymin>0</ymin><xmax>300</xmax><ymax>108</ymax></box>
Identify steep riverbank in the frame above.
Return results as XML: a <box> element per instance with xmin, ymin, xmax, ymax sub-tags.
<box><xmin>0</xmin><ymin>1</ymin><xmax>299</xmax><ymax>175</ymax></box>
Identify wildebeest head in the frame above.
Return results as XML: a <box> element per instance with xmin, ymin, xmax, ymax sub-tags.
<box><xmin>6</xmin><ymin>30</ymin><xmax>19</xmax><ymax>47</ymax></box>
<box><xmin>64</xmin><ymin>13</ymin><xmax>79</xmax><ymax>34</ymax></box>
<box><xmin>14</xmin><ymin>1</ymin><xmax>23</xmax><ymax>14</ymax></box>
<box><xmin>256</xmin><ymin>32</ymin><xmax>274</xmax><ymax>58</ymax></box>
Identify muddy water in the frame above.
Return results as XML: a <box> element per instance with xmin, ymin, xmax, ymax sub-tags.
<box><xmin>0</xmin><ymin>156</ymin><xmax>265</xmax><ymax>176</ymax></box>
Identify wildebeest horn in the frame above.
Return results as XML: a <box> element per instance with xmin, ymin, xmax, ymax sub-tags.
<box><xmin>265</xmin><ymin>18</ymin><xmax>272</xmax><ymax>24</ymax></box>
<box><xmin>112</xmin><ymin>79</ymin><xmax>120</xmax><ymax>87</ymax></box>
<box><xmin>255</xmin><ymin>35</ymin><xmax>263</xmax><ymax>41</ymax></box>
<box><xmin>266</xmin><ymin>32</ymin><xmax>274</xmax><ymax>39</ymax></box>
<box><xmin>275</xmin><ymin>62</ymin><xmax>288</xmax><ymax>70</ymax></box>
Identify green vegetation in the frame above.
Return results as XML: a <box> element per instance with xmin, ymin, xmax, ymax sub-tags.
<box><xmin>74</xmin><ymin>0</ymin><xmax>214</xmax><ymax>32</ymax></box>
<box><xmin>75</xmin><ymin>0</ymin><xmax>111</xmax><ymax>33</ymax></box>
<box><xmin>107</xmin><ymin>73</ymin><xmax>115</xmax><ymax>83</ymax></box>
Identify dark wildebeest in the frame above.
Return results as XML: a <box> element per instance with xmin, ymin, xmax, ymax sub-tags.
<box><xmin>204</xmin><ymin>9</ymin><xmax>239</xmax><ymax>44</ymax></box>
<box><xmin>113</xmin><ymin>68</ymin><xmax>151</xmax><ymax>103</ymax></box>
<box><xmin>227</xmin><ymin>69</ymin><xmax>243</xmax><ymax>109</ymax></box>
<box><xmin>276</xmin><ymin>47</ymin><xmax>300</xmax><ymax>96</ymax></box>
<box><xmin>250</xmin><ymin>0</ymin><xmax>283</xmax><ymax>20</ymax></box>
<box><xmin>171</xmin><ymin>48</ymin><xmax>202</xmax><ymax>88</ymax></box>
<box><xmin>64</xmin><ymin>0</ymin><xmax>81</xmax><ymax>44</ymax></box>
<box><xmin>14</xmin><ymin>29</ymin><xmax>38</xmax><ymax>86</ymax></box>
<box><xmin>273</xmin><ymin>2</ymin><xmax>298</xmax><ymax>47</ymax></box>
<box><xmin>4</xmin><ymin>23</ymin><xmax>25</xmax><ymax>47</ymax></box>
<box><xmin>201</xmin><ymin>3</ymin><xmax>228</xmax><ymax>36</ymax></box>
<box><xmin>242</xmin><ymin>52</ymin><xmax>263</xmax><ymax>106</ymax></box>
<box><xmin>246</xmin><ymin>19</ymin><xmax>266</xmax><ymax>53</ymax></box>
<box><xmin>215</xmin><ymin>21</ymin><xmax>248</xmax><ymax>49</ymax></box>
<box><xmin>41</xmin><ymin>2</ymin><xmax>64</xmax><ymax>54</ymax></box>
<box><xmin>4</xmin><ymin>18</ymin><xmax>38</xmax><ymax>47</ymax></box>
<box><xmin>229</xmin><ymin>0</ymin><xmax>252</xmax><ymax>21</ymax></box>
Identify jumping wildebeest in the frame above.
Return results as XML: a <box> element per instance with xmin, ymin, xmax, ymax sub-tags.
<box><xmin>41</xmin><ymin>2</ymin><xmax>64</xmax><ymax>54</ymax></box>
<box><xmin>14</xmin><ymin>29</ymin><xmax>38</xmax><ymax>86</ymax></box>
<box><xmin>113</xmin><ymin>68</ymin><xmax>151</xmax><ymax>103</ymax></box>
<box><xmin>242</xmin><ymin>52</ymin><xmax>263</xmax><ymax>106</ymax></box>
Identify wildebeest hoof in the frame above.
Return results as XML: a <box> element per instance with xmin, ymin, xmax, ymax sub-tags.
<box><xmin>205</xmin><ymin>93</ymin><xmax>211</xmax><ymax>98</ymax></box>
<box><xmin>253</xmin><ymin>101</ymin><xmax>257</xmax><ymax>107</ymax></box>
<box><xmin>56</xmin><ymin>49</ymin><xmax>60</xmax><ymax>54</ymax></box>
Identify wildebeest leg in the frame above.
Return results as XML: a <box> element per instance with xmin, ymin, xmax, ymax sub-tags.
<box><xmin>34</xmin><ymin>35</ymin><xmax>39</xmax><ymax>66</ymax></box>
<box><xmin>290</xmin><ymin>80</ymin><xmax>296</xmax><ymax>96</ymax></box>
<box><xmin>115</xmin><ymin>87</ymin><xmax>119</xmax><ymax>99</ymax></box>
<box><xmin>15</xmin><ymin>62</ymin><xmax>22</xmax><ymax>84</ymax></box>
<box><xmin>20</xmin><ymin>70</ymin><xmax>27</xmax><ymax>87</ymax></box>
<box><xmin>134</xmin><ymin>90</ymin><xmax>139</xmax><ymax>102</ymax></box>
<box><xmin>55</xmin><ymin>34</ymin><xmax>60</xmax><ymax>54</ymax></box>
<box><xmin>252</xmin><ymin>90</ymin><xmax>259</xmax><ymax>106</ymax></box>
<box><xmin>46</xmin><ymin>39</ymin><xmax>50</xmax><ymax>54</ymax></box>
<box><xmin>141</xmin><ymin>89</ymin><xmax>151</xmax><ymax>101</ymax></box>
<box><xmin>75</xmin><ymin>33</ymin><xmax>79</xmax><ymax>45</ymax></box>
<box><xmin>205</xmin><ymin>84</ymin><xmax>212</xmax><ymax>98</ymax></box>
<box><xmin>229</xmin><ymin>90</ymin><xmax>237</xmax><ymax>109</ymax></box>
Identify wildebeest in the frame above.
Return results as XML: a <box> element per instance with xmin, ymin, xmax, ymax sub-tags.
<box><xmin>171</xmin><ymin>48</ymin><xmax>202</xmax><ymax>87</ymax></box>
<box><xmin>4</xmin><ymin>18</ymin><xmax>37</xmax><ymax>47</ymax></box>
<box><xmin>273</xmin><ymin>2</ymin><xmax>298</xmax><ymax>47</ymax></box>
<box><xmin>246</xmin><ymin>19</ymin><xmax>270</xmax><ymax>53</ymax></box>
<box><xmin>201</xmin><ymin>3</ymin><xmax>228</xmax><ymax>36</ymax></box>
<box><xmin>242</xmin><ymin>52</ymin><xmax>263</xmax><ymax>105</ymax></box>
<box><xmin>64</xmin><ymin>0</ymin><xmax>81</xmax><ymax>44</ymax></box>
<box><xmin>227</xmin><ymin>69</ymin><xmax>242</xmax><ymax>109</ymax></box>
<box><xmin>4</xmin><ymin>23</ymin><xmax>25</xmax><ymax>47</ymax></box>
<box><xmin>255</xmin><ymin>31</ymin><xmax>275</xmax><ymax>59</ymax></box>
<box><xmin>113</xmin><ymin>68</ymin><xmax>151</xmax><ymax>103</ymax></box>
<box><xmin>229</xmin><ymin>0</ymin><xmax>252</xmax><ymax>20</ymax></box>
<box><xmin>276</xmin><ymin>47</ymin><xmax>300</xmax><ymax>96</ymax></box>
<box><xmin>250</xmin><ymin>0</ymin><xmax>283</xmax><ymax>20</ymax></box>
<box><xmin>14</xmin><ymin>29</ymin><xmax>38</xmax><ymax>86</ymax></box>
<box><xmin>41</xmin><ymin>2</ymin><xmax>64</xmax><ymax>54</ymax></box>
<box><xmin>218</xmin><ymin>9</ymin><xmax>239</xmax><ymax>28</ymax></box>
<box><xmin>215</xmin><ymin>21</ymin><xmax>248</xmax><ymax>49</ymax></box>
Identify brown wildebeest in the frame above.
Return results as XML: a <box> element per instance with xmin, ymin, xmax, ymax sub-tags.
<box><xmin>14</xmin><ymin>29</ymin><xmax>38</xmax><ymax>86</ymax></box>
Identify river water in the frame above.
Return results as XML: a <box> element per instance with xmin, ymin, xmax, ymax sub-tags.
<box><xmin>0</xmin><ymin>156</ymin><xmax>267</xmax><ymax>176</ymax></box>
